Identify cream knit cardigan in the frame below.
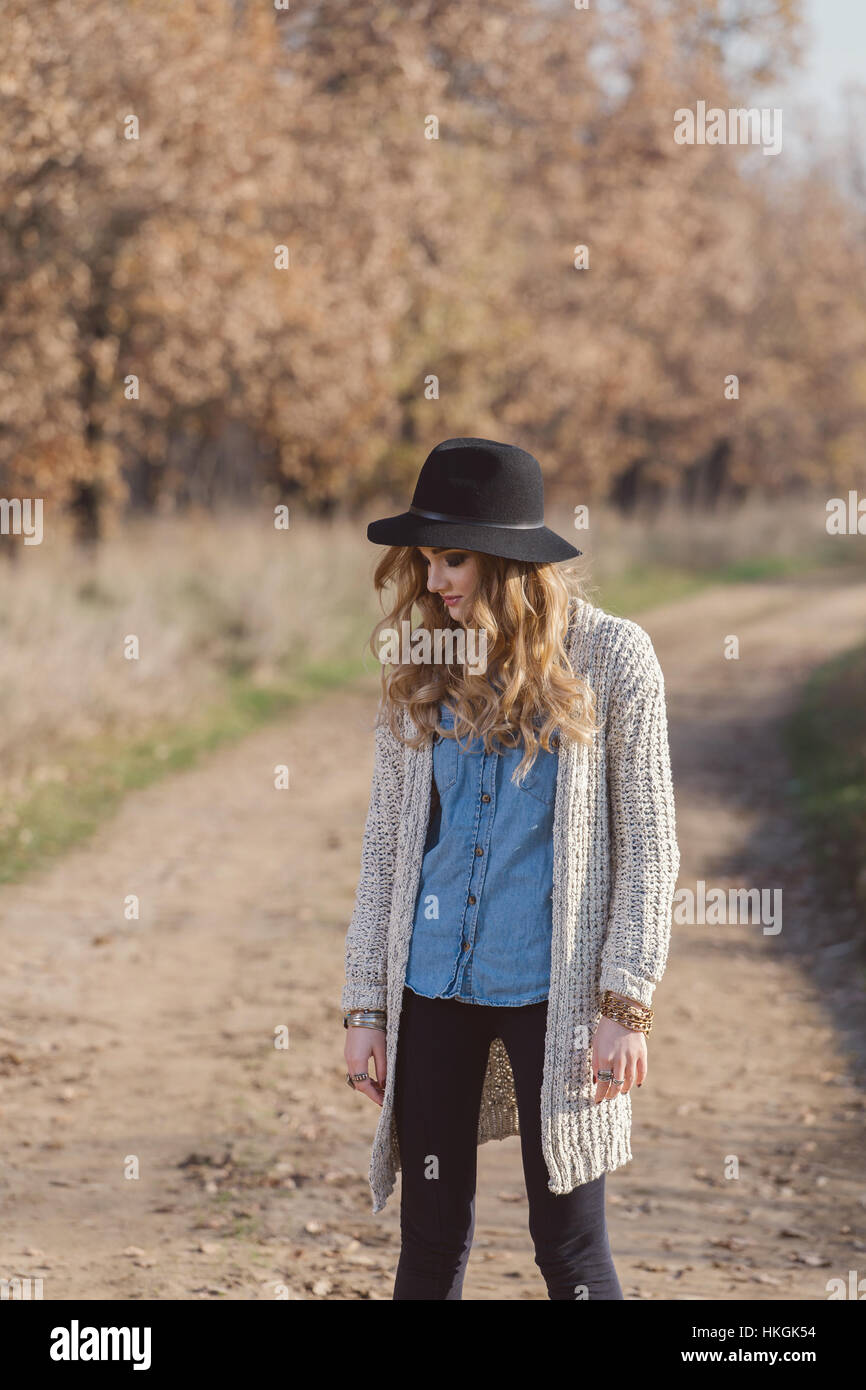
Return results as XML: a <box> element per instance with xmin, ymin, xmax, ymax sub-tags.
<box><xmin>342</xmin><ymin>595</ymin><xmax>680</xmax><ymax>1214</ymax></box>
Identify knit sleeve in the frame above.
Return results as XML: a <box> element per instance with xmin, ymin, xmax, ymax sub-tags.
<box><xmin>598</xmin><ymin>624</ymin><xmax>680</xmax><ymax>1009</ymax></box>
<box><xmin>340</xmin><ymin>712</ymin><xmax>405</xmax><ymax>1014</ymax></box>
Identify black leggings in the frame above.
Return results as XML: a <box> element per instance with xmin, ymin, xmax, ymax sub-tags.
<box><xmin>392</xmin><ymin>985</ymin><xmax>624</xmax><ymax>1300</ymax></box>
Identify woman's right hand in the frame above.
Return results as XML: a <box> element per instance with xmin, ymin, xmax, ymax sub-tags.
<box><xmin>344</xmin><ymin>1026</ymin><xmax>387</xmax><ymax>1106</ymax></box>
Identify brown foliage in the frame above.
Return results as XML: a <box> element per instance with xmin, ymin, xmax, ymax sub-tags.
<box><xmin>0</xmin><ymin>0</ymin><xmax>863</xmax><ymax>531</ymax></box>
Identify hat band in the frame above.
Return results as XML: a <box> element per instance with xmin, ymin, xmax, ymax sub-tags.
<box><xmin>408</xmin><ymin>505</ymin><xmax>544</xmax><ymax>530</ymax></box>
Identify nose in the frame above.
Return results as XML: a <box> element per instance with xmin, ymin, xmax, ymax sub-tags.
<box><xmin>427</xmin><ymin>561</ymin><xmax>445</xmax><ymax>592</ymax></box>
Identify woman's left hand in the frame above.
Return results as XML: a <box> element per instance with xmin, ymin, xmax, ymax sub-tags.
<box><xmin>592</xmin><ymin>1016</ymin><xmax>646</xmax><ymax>1103</ymax></box>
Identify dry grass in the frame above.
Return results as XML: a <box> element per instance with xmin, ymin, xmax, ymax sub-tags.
<box><xmin>0</xmin><ymin>510</ymin><xmax>381</xmax><ymax>805</ymax></box>
<box><xmin>545</xmin><ymin>489</ymin><xmax>861</xmax><ymax>588</ymax></box>
<box><xmin>784</xmin><ymin>640</ymin><xmax>866</xmax><ymax>915</ymax></box>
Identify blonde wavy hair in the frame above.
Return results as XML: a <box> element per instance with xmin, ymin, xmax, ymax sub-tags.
<box><xmin>369</xmin><ymin>545</ymin><xmax>600</xmax><ymax>785</ymax></box>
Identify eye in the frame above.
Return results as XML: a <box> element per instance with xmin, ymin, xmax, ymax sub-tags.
<box><xmin>421</xmin><ymin>552</ymin><xmax>466</xmax><ymax>567</ymax></box>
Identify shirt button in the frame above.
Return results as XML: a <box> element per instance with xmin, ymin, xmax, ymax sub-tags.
<box><xmin>468</xmin><ymin>895</ymin><xmax>476</xmax><ymax>905</ymax></box>
<box><xmin>462</xmin><ymin>941</ymin><xmax>470</xmax><ymax>951</ymax></box>
<box><xmin>481</xmin><ymin>793</ymin><xmax>491</xmax><ymax>803</ymax></box>
<box><xmin>475</xmin><ymin>845</ymin><xmax>484</xmax><ymax>856</ymax></box>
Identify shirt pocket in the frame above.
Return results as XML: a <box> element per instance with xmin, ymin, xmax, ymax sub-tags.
<box><xmin>513</xmin><ymin>736</ymin><xmax>560</xmax><ymax>806</ymax></box>
<box><xmin>432</xmin><ymin>730</ymin><xmax>459</xmax><ymax>794</ymax></box>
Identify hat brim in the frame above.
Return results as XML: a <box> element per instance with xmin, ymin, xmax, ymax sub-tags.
<box><xmin>366</xmin><ymin>512</ymin><xmax>581</xmax><ymax>563</ymax></box>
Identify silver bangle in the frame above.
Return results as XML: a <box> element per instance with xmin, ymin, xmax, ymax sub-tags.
<box><xmin>343</xmin><ymin>1008</ymin><xmax>386</xmax><ymax>1029</ymax></box>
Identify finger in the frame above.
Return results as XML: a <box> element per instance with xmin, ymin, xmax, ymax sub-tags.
<box><xmin>352</xmin><ymin>1078</ymin><xmax>384</xmax><ymax>1106</ymax></box>
<box><xmin>615</xmin><ymin>1059</ymin><xmax>634</xmax><ymax>1095</ymax></box>
<box><xmin>593</xmin><ymin>1057</ymin><xmax>606</xmax><ymax>1103</ymax></box>
<box><xmin>372</xmin><ymin>1037</ymin><xmax>387</xmax><ymax>1092</ymax></box>
<box><xmin>594</xmin><ymin>1059</ymin><xmax>616</xmax><ymax>1104</ymax></box>
<box><xmin>620</xmin><ymin>1052</ymin><xmax>637</xmax><ymax>1095</ymax></box>
<box><xmin>345</xmin><ymin>1046</ymin><xmax>381</xmax><ymax>1101</ymax></box>
<box><xmin>591</xmin><ymin>1042</ymin><xmax>601</xmax><ymax>1091</ymax></box>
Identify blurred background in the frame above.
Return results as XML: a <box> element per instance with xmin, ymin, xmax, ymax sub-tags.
<box><xmin>2</xmin><ymin>0</ymin><xmax>865</xmax><ymax>876</ymax></box>
<box><xmin>1</xmin><ymin>0</ymin><xmax>865</xmax><ymax>1301</ymax></box>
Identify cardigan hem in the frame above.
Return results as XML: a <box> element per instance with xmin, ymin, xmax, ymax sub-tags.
<box><xmin>368</xmin><ymin>1117</ymin><xmax>636</xmax><ymax>1213</ymax></box>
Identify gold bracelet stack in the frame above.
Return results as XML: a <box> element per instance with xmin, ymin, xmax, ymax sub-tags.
<box><xmin>599</xmin><ymin>991</ymin><xmax>653</xmax><ymax>1035</ymax></box>
<box><xmin>343</xmin><ymin>1008</ymin><xmax>386</xmax><ymax>1030</ymax></box>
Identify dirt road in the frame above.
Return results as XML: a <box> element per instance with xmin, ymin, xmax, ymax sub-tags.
<box><xmin>1</xmin><ymin>572</ymin><xmax>865</xmax><ymax>1300</ymax></box>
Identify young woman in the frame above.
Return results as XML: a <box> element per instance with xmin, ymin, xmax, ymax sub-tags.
<box><xmin>341</xmin><ymin>437</ymin><xmax>680</xmax><ymax>1300</ymax></box>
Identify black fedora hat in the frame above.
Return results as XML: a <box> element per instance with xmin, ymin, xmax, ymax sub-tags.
<box><xmin>366</xmin><ymin>437</ymin><xmax>581</xmax><ymax>563</ymax></box>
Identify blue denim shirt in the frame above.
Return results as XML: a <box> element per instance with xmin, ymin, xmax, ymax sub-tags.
<box><xmin>405</xmin><ymin>701</ymin><xmax>560</xmax><ymax>1006</ymax></box>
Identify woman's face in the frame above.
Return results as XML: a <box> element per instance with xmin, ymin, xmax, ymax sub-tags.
<box><xmin>418</xmin><ymin>546</ymin><xmax>480</xmax><ymax>626</ymax></box>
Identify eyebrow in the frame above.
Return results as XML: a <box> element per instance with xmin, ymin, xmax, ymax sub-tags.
<box><xmin>425</xmin><ymin>546</ymin><xmax>462</xmax><ymax>555</ymax></box>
